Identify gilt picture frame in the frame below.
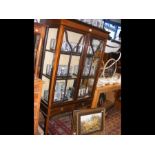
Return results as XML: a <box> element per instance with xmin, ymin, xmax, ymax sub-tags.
<box><xmin>73</xmin><ymin>107</ymin><xmax>105</xmax><ymax>135</ymax></box>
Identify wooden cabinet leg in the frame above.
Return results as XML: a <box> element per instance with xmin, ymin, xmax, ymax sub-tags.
<box><xmin>91</xmin><ymin>90</ymin><xmax>100</xmax><ymax>108</ymax></box>
<box><xmin>44</xmin><ymin>116</ymin><xmax>49</xmax><ymax>135</ymax></box>
<box><xmin>114</xmin><ymin>90</ymin><xmax>121</xmax><ymax>110</ymax></box>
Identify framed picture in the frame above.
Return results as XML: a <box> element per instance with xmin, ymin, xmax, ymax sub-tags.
<box><xmin>73</xmin><ymin>107</ymin><xmax>105</xmax><ymax>135</ymax></box>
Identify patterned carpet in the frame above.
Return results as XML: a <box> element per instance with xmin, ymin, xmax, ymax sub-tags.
<box><xmin>40</xmin><ymin>106</ymin><xmax>121</xmax><ymax>135</ymax></box>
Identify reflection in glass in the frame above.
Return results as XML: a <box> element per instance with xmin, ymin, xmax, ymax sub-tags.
<box><xmin>34</xmin><ymin>33</ymin><xmax>40</xmax><ymax>70</ymax></box>
<box><xmin>43</xmin><ymin>52</ymin><xmax>54</xmax><ymax>76</ymax></box>
<box><xmin>57</xmin><ymin>65</ymin><xmax>68</xmax><ymax>76</ymax></box>
<box><xmin>87</xmin><ymin>78</ymin><xmax>94</xmax><ymax>95</ymax></box>
<box><xmin>41</xmin><ymin>76</ymin><xmax>50</xmax><ymax>103</ymax></box>
<box><xmin>34</xmin><ymin>33</ymin><xmax>40</xmax><ymax>50</ymax></box>
<box><xmin>87</xmin><ymin>38</ymin><xmax>103</xmax><ymax>55</ymax></box>
<box><xmin>46</xmin><ymin>28</ymin><xmax>58</xmax><ymax>50</ymax></box>
<box><xmin>70</xmin><ymin>56</ymin><xmax>80</xmax><ymax>76</ymax></box>
<box><xmin>83</xmin><ymin>58</ymin><xmax>92</xmax><ymax>76</ymax></box>
<box><xmin>92</xmin><ymin>39</ymin><xmax>103</xmax><ymax>52</ymax></box>
<box><xmin>46</xmin><ymin>64</ymin><xmax>52</xmax><ymax>76</ymax></box>
<box><xmin>64</xmin><ymin>79</ymin><xmax>76</xmax><ymax>100</ymax></box>
<box><xmin>78</xmin><ymin>79</ymin><xmax>89</xmax><ymax>97</ymax></box>
<box><xmin>54</xmin><ymin>80</ymin><xmax>66</xmax><ymax>102</ymax></box>
<box><xmin>57</xmin><ymin>54</ymin><xmax>70</xmax><ymax>76</ymax></box>
<box><xmin>78</xmin><ymin>78</ymin><xmax>95</xmax><ymax>97</ymax></box>
<box><xmin>89</xmin><ymin>58</ymin><xmax>99</xmax><ymax>76</ymax></box>
<box><xmin>61</xmin><ymin>41</ymin><xmax>71</xmax><ymax>52</ymax></box>
<box><xmin>61</xmin><ymin>30</ymin><xmax>84</xmax><ymax>53</ymax></box>
<box><xmin>50</xmin><ymin>39</ymin><xmax>56</xmax><ymax>50</ymax></box>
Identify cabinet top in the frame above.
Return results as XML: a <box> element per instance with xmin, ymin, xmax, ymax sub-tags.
<box><xmin>40</xmin><ymin>19</ymin><xmax>110</xmax><ymax>39</ymax></box>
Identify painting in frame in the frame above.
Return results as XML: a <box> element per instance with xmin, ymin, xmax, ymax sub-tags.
<box><xmin>73</xmin><ymin>107</ymin><xmax>105</xmax><ymax>135</ymax></box>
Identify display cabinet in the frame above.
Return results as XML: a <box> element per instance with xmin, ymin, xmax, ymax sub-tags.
<box><xmin>34</xmin><ymin>23</ymin><xmax>46</xmax><ymax>78</ymax></box>
<box><xmin>38</xmin><ymin>19</ymin><xmax>109</xmax><ymax>134</ymax></box>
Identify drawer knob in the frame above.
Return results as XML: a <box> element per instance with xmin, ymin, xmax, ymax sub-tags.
<box><xmin>60</xmin><ymin>107</ymin><xmax>64</xmax><ymax>111</ymax></box>
<box><xmin>89</xmin><ymin>28</ymin><xmax>92</xmax><ymax>32</ymax></box>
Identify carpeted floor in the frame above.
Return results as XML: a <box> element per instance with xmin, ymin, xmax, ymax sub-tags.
<box><xmin>39</xmin><ymin>106</ymin><xmax>121</xmax><ymax>135</ymax></box>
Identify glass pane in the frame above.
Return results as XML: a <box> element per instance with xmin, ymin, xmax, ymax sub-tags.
<box><xmin>103</xmin><ymin>59</ymin><xmax>117</xmax><ymax>78</ymax></box>
<box><xmin>43</xmin><ymin>51</ymin><xmax>54</xmax><ymax>76</ymax></box>
<box><xmin>82</xmin><ymin>57</ymin><xmax>93</xmax><ymax>76</ymax></box>
<box><xmin>69</xmin><ymin>56</ymin><xmax>80</xmax><ymax>76</ymax></box>
<box><xmin>46</xmin><ymin>28</ymin><xmax>58</xmax><ymax>50</ymax></box>
<box><xmin>41</xmin><ymin>76</ymin><xmax>50</xmax><ymax>103</ymax></box>
<box><xmin>64</xmin><ymin>79</ymin><xmax>77</xmax><ymax>101</ymax></box>
<box><xmin>61</xmin><ymin>30</ymin><xmax>84</xmax><ymax>53</ymax></box>
<box><xmin>78</xmin><ymin>78</ymin><xmax>95</xmax><ymax>98</ymax></box>
<box><xmin>87</xmin><ymin>78</ymin><xmax>95</xmax><ymax>95</ymax></box>
<box><xmin>34</xmin><ymin>33</ymin><xmax>40</xmax><ymax>69</ymax></box>
<box><xmin>78</xmin><ymin>79</ymin><xmax>89</xmax><ymax>97</ymax></box>
<box><xmin>57</xmin><ymin>54</ymin><xmax>70</xmax><ymax>76</ymax></box>
<box><xmin>87</xmin><ymin>38</ymin><xmax>104</xmax><ymax>55</ymax></box>
<box><xmin>34</xmin><ymin>33</ymin><xmax>40</xmax><ymax>50</ymax></box>
<box><xmin>54</xmin><ymin>80</ymin><xmax>66</xmax><ymax>102</ymax></box>
<box><xmin>89</xmin><ymin>58</ymin><xmax>99</xmax><ymax>76</ymax></box>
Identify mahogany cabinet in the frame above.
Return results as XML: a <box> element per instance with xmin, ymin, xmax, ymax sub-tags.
<box><xmin>38</xmin><ymin>19</ymin><xmax>109</xmax><ymax>134</ymax></box>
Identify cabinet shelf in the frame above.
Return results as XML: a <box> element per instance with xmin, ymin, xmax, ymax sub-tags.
<box><xmin>81</xmin><ymin>75</ymin><xmax>95</xmax><ymax>79</ymax></box>
<box><xmin>45</xmin><ymin>49</ymin><xmax>55</xmax><ymax>53</ymax></box>
<box><xmin>87</xmin><ymin>54</ymin><xmax>94</xmax><ymax>57</ymax></box>
<box><xmin>78</xmin><ymin>95</ymin><xmax>91</xmax><ymax>99</ymax></box>
<box><xmin>42</xmin><ymin>73</ymin><xmax>51</xmax><ymax>79</ymax></box>
<box><xmin>54</xmin><ymin>98</ymin><xmax>73</xmax><ymax>105</ymax></box>
<box><xmin>45</xmin><ymin>49</ymin><xmax>82</xmax><ymax>56</ymax></box>
<box><xmin>42</xmin><ymin>73</ymin><xmax>78</xmax><ymax>80</ymax></box>
<box><xmin>61</xmin><ymin>51</ymin><xmax>81</xmax><ymax>56</ymax></box>
<box><xmin>56</xmin><ymin>75</ymin><xmax>77</xmax><ymax>80</ymax></box>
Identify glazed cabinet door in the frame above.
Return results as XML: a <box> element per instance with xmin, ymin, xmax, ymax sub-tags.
<box><xmin>53</xmin><ymin>29</ymin><xmax>86</xmax><ymax>104</ymax></box>
<box><xmin>40</xmin><ymin>27</ymin><xmax>59</xmax><ymax>104</ymax></box>
<box><xmin>78</xmin><ymin>36</ymin><xmax>105</xmax><ymax>99</ymax></box>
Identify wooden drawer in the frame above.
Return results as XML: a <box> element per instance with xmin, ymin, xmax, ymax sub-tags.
<box><xmin>51</xmin><ymin>104</ymin><xmax>75</xmax><ymax>116</ymax></box>
<box><xmin>76</xmin><ymin>99</ymin><xmax>92</xmax><ymax>109</ymax></box>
